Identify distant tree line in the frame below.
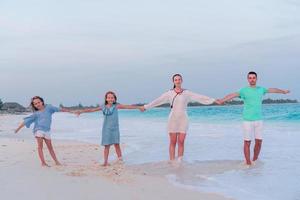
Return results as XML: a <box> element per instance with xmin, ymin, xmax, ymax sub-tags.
<box><xmin>59</xmin><ymin>103</ymin><xmax>100</xmax><ymax>110</ymax></box>
<box><xmin>262</xmin><ymin>98</ymin><xmax>298</xmax><ymax>104</ymax></box>
<box><xmin>0</xmin><ymin>98</ymin><xmax>3</xmax><ymax>109</ymax></box>
<box><xmin>133</xmin><ymin>98</ymin><xmax>298</xmax><ymax>107</ymax></box>
<box><xmin>221</xmin><ymin>98</ymin><xmax>298</xmax><ymax>106</ymax></box>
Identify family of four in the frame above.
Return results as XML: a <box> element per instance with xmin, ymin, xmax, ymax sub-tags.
<box><xmin>15</xmin><ymin>71</ymin><xmax>290</xmax><ymax>167</ymax></box>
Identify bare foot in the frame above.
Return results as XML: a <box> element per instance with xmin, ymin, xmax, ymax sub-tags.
<box><xmin>177</xmin><ymin>156</ymin><xmax>183</xmax><ymax>163</ymax></box>
<box><xmin>242</xmin><ymin>160</ymin><xmax>253</xmax><ymax>169</ymax></box>
<box><xmin>243</xmin><ymin>164</ymin><xmax>251</xmax><ymax>169</ymax></box>
<box><xmin>167</xmin><ymin>160</ymin><xmax>175</xmax><ymax>164</ymax></box>
<box><xmin>245</xmin><ymin>160</ymin><xmax>252</xmax><ymax>166</ymax></box>
<box><xmin>168</xmin><ymin>159</ymin><xmax>180</xmax><ymax>167</ymax></box>
<box><xmin>101</xmin><ymin>163</ymin><xmax>111</xmax><ymax>167</ymax></box>
<box><xmin>118</xmin><ymin>157</ymin><xmax>123</xmax><ymax>162</ymax></box>
<box><xmin>41</xmin><ymin>163</ymin><xmax>50</xmax><ymax>167</ymax></box>
<box><xmin>115</xmin><ymin>157</ymin><xmax>124</xmax><ymax>164</ymax></box>
<box><xmin>55</xmin><ymin>161</ymin><xmax>62</xmax><ymax>166</ymax></box>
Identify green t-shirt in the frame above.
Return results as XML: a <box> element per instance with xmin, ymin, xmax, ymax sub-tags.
<box><xmin>238</xmin><ymin>86</ymin><xmax>268</xmax><ymax>121</ymax></box>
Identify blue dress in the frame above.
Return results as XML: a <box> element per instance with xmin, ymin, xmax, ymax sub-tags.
<box><xmin>101</xmin><ymin>104</ymin><xmax>120</xmax><ymax>146</ymax></box>
<box><xmin>23</xmin><ymin>104</ymin><xmax>60</xmax><ymax>135</ymax></box>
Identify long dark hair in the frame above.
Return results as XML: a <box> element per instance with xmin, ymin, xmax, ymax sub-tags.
<box><xmin>172</xmin><ymin>73</ymin><xmax>183</xmax><ymax>89</ymax></box>
<box><xmin>104</xmin><ymin>91</ymin><xmax>117</xmax><ymax>105</ymax></box>
<box><xmin>30</xmin><ymin>96</ymin><xmax>45</xmax><ymax>111</ymax></box>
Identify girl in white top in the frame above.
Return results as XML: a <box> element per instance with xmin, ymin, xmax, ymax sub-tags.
<box><xmin>143</xmin><ymin>74</ymin><xmax>221</xmax><ymax>162</ymax></box>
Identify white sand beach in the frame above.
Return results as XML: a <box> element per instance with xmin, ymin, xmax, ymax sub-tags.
<box><xmin>0</xmin><ymin>138</ymin><xmax>234</xmax><ymax>200</ymax></box>
<box><xmin>0</xmin><ymin>114</ymin><xmax>233</xmax><ymax>200</ymax></box>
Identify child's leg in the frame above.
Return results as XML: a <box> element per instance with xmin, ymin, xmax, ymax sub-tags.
<box><xmin>103</xmin><ymin>145</ymin><xmax>110</xmax><ymax>166</ymax></box>
<box><xmin>44</xmin><ymin>138</ymin><xmax>61</xmax><ymax>165</ymax></box>
<box><xmin>35</xmin><ymin>137</ymin><xmax>49</xmax><ymax>167</ymax></box>
<box><xmin>114</xmin><ymin>144</ymin><xmax>122</xmax><ymax>160</ymax></box>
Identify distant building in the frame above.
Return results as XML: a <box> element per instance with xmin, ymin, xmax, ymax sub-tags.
<box><xmin>1</xmin><ymin>102</ymin><xmax>27</xmax><ymax>113</ymax></box>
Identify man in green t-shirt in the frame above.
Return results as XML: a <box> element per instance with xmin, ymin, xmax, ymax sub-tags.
<box><xmin>220</xmin><ymin>71</ymin><xmax>290</xmax><ymax>166</ymax></box>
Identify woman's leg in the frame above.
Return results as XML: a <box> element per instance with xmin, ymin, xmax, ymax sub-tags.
<box><xmin>114</xmin><ymin>144</ymin><xmax>122</xmax><ymax>160</ymax></box>
<box><xmin>169</xmin><ymin>133</ymin><xmax>178</xmax><ymax>160</ymax></box>
<box><xmin>35</xmin><ymin>137</ymin><xmax>48</xmax><ymax>167</ymax></box>
<box><xmin>44</xmin><ymin>138</ymin><xmax>61</xmax><ymax>165</ymax></box>
<box><xmin>103</xmin><ymin>145</ymin><xmax>111</xmax><ymax>166</ymax></box>
<box><xmin>177</xmin><ymin>133</ymin><xmax>186</xmax><ymax>160</ymax></box>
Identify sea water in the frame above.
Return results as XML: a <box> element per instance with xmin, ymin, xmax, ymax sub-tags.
<box><xmin>3</xmin><ymin>104</ymin><xmax>300</xmax><ymax>200</ymax></box>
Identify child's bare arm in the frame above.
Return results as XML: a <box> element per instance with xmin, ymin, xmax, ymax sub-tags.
<box><xmin>76</xmin><ymin>107</ymin><xmax>102</xmax><ymax>115</ymax></box>
<box><xmin>15</xmin><ymin>122</ymin><xmax>25</xmax><ymax>133</ymax></box>
<box><xmin>117</xmin><ymin>104</ymin><xmax>145</xmax><ymax>111</ymax></box>
<box><xmin>60</xmin><ymin>107</ymin><xmax>77</xmax><ymax>114</ymax></box>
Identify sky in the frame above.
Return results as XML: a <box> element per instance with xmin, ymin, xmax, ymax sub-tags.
<box><xmin>0</xmin><ymin>0</ymin><xmax>299</xmax><ymax>106</ymax></box>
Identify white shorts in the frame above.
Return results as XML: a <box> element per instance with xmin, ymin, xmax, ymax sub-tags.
<box><xmin>242</xmin><ymin>120</ymin><xmax>263</xmax><ymax>141</ymax></box>
<box><xmin>34</xmin><ymin>131</ymin><xmax>51</xmax><ymax>140</ymax></box>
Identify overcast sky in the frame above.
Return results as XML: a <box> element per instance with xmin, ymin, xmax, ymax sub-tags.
<box><xmin>1</xmin><ymin>0</ymin><xmax>299</xmax><ymax>106</ymax></box>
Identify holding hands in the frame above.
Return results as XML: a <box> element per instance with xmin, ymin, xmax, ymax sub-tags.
<box><xmin>75</xmin><ymin>110</ymin><xmax>82</xmax><ymax>116</ymax></box>
<box><xmin>139</xmin><ymin>106</ymin><xmax>145</xmax><ymax>112</ymax></box>
<box><xmin>74</xmin><ymin>105</ymin><xmax>145</xmax><ymax>116</ymax></box>
<box><xmin>282</xmin><ymin>90</ymin><xmax>290</xmax><ymax>94</ymax></box>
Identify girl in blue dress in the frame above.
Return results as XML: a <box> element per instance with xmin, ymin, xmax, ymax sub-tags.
<box><xmin>77</xmin><ymin>91</ymin><xmax>144</xmax><ymax>166</ymax></box>
<box><xmin>15</xmin><ymin>96</ymin><xmax>75</xmax><ymax>167</ymax></box>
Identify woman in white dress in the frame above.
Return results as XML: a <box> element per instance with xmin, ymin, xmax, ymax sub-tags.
<box><xmin>143</xmin><ymin>74</ymin><xmax>221</xmax><ymax>162</ymax></box>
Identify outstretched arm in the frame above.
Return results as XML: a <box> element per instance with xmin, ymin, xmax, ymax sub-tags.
<box><xmin>60</xmin><ymin>107</ymin><xmax>77</xmax><ymax>114</ymax></box>
<box><xmin>267</xmin><ymin>88</ymin><xmax>290</xmax><ymax>94</ymax></box>
<box><xmin>16</xmin><ymin>114</ymin><xmax>36</xmax><ymax>133</ymax></box>
<box><xmin>220</xmin><ymin>92</ymin><xmax>239</xmax><ymax>103</ymax></box>
<box><xmin>187</xmin><ymin>91</ymin><xmax>216</xmax><ymax>105</ymax></box>
<box><xmin>144</xmin><ymin>92</ymin><xmax>170</xmax><ymax>110</ymax></box>
<box><xmin>117</xmin><ymin>104</ymin><xmax>144</xmax><ymax>111</ymax></box>
<box><xmin>15</xmin><ymin>122</ymin><xmax>25</xmax><ymax>133</ymax></box>
<box><xmin>76</xmin><ymin>107</ymin><xmax>102</xmax><ymax>115</ymax></box>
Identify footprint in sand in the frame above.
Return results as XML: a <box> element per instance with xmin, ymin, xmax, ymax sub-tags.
<box><xmin>65</xmin><ymin>170</ymin><xmax>87</xmax><ymax>177</ymax></box>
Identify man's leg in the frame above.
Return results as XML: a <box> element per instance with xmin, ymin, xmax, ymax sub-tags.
<box><xmin>253</xmin><ymin>139</ymin><xmax>262</xmax><ymax>161</ymax></box>
<box><xmin>253</xmin><ymin>121</ymin><xmax>263</xmax><ymax>161</ymax></box>
<box><xmin>244</xmin><ymin>140</ymin><xmax>252</xmax><ymax>165</ymax></box>
<box><xmin>243</xmin><ymin>121</ymin><xmax>252</xmax><ymax>165</ymax></box>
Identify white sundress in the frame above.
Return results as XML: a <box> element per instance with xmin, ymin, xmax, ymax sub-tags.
<box><xmin>144</xmin><ymin>90</ymin><xmax>215</xmax><ymax>133</ymax></box>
